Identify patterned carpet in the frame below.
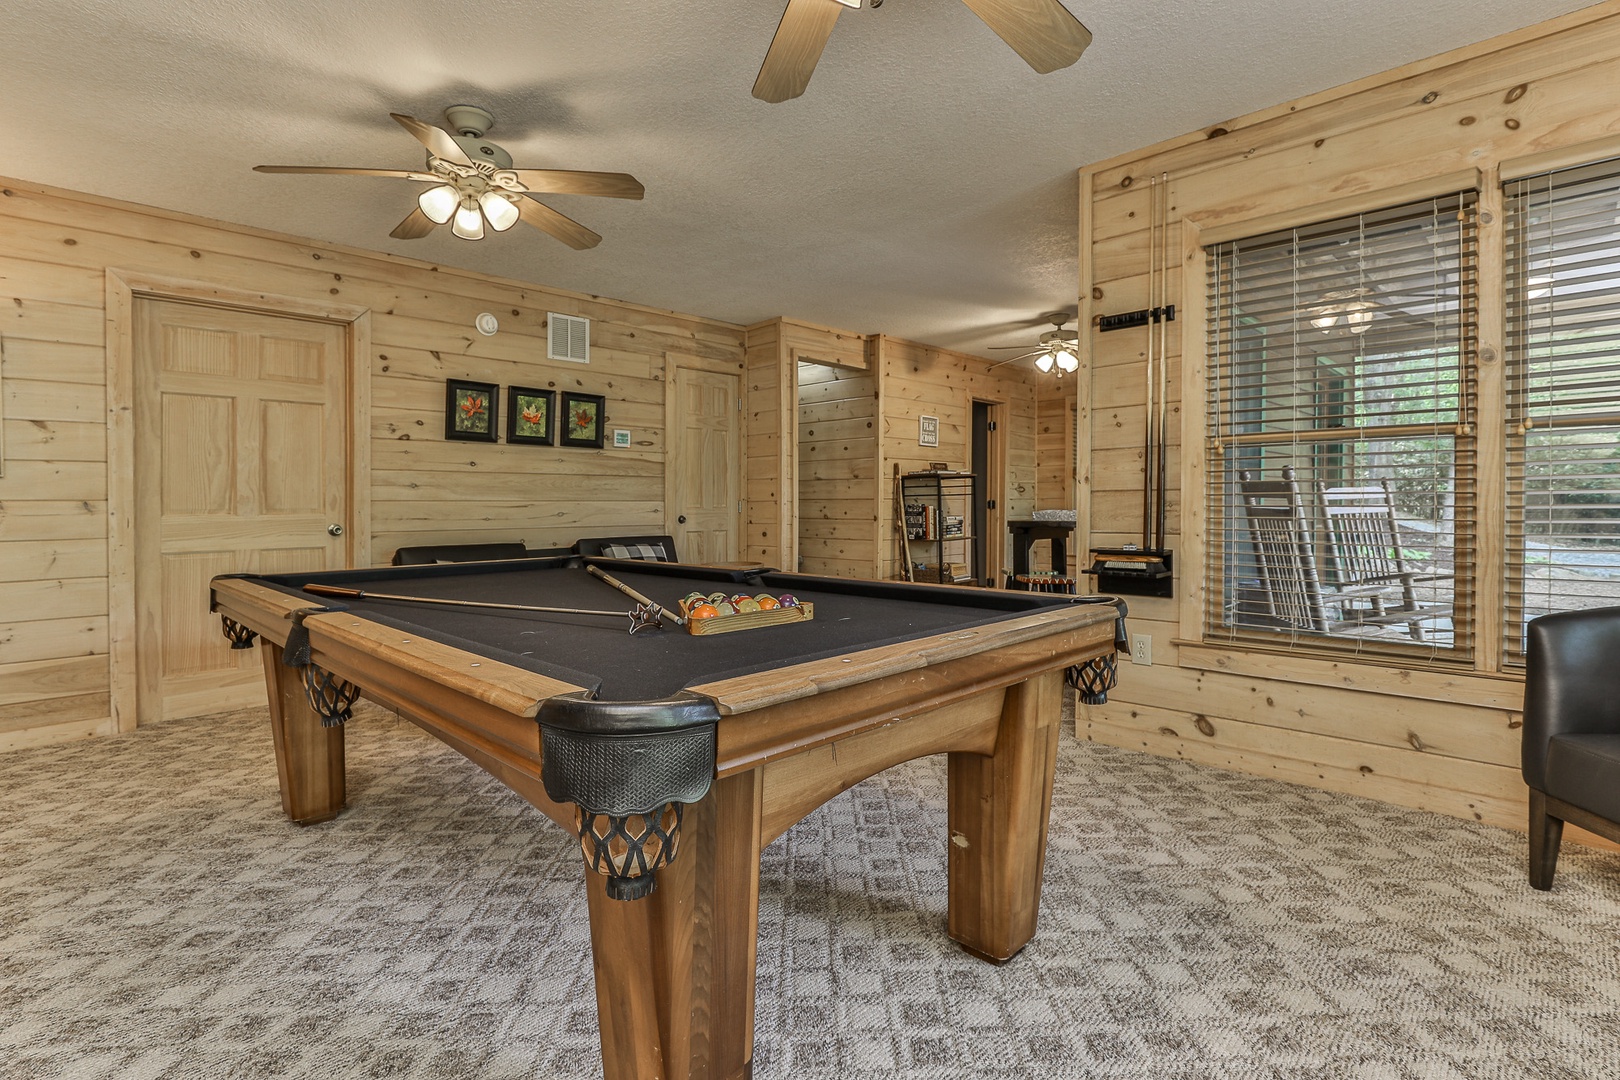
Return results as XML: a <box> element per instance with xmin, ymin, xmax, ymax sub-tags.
<box><xmin>3</xmin><ymin>701</ymin><xmax>1619</xmax><ymax>1080</ymax></box>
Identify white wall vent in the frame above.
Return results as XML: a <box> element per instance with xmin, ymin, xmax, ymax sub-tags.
<box><xmin>548</xmin><ymin>312</ymin><xmax>590</xmax><ymax>363</ymax></box>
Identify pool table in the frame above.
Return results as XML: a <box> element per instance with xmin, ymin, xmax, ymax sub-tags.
<box><xmin>210</xmin><ymin>557</ymin><xmax>1124</xmax><ymax>1080</ymax></box>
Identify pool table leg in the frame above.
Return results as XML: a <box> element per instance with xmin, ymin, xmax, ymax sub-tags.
<box><xmin>262</xmin><ymin>643</ymin><xmax>346</xmax><ymax>825</ymax></box>
<box><xmin>946</xmin><ymin>669</ymin><xmax>1063</xmax><ymax>963</ymax></box>
<box><xmin>586</xmin><ymin>767</ymin><xmax>763</xmax><ymax>1080</ymax></box>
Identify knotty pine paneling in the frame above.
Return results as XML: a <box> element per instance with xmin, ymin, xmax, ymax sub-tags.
<box><xmin>875</xmin><ymin>336</ymin><xmax>1040</xmax><ymax>581</ymax></box>
<box><xmin>1076</xmin><ymin>2</ymin><xmax>1620</xmax><ymax>837</ymax></box>
<box><xmin>798</xmin><ymin>360</ymin><xmax>878</xmax><ymax>577</ymax></box>
<box><xmin>0</xmin><ymin>176</ymin><xmax>743</xmax><ymax>750</ymax></box>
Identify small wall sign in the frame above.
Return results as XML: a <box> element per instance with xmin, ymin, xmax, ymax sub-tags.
<box><xmin>918</xmin><ymin>415</ymin><xmax>940</xmax><ymax>447</ymax></box>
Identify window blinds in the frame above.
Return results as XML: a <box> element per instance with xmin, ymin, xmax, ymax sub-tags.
<box><xmin>1205</xmin><ymin>193</ymin><xmax>1476</xmax><ymax>658</ymax></box>
<box><xmin>1504</xmin><ymin>160</ymin><xmax>1620</xmax><ymax>663</ymax></box>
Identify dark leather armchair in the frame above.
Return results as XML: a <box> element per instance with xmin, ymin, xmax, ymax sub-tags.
<box><xmin>1522</xmin><ymin>606</ymin><xmax>1620</xmax><ymax>889</ymax></box>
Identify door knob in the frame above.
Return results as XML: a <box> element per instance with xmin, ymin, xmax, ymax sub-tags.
<box><xmin>327</xmin><ymin>524</ymin><xmax>344</xmax><ymax>537</ymax></box>
<box><xmin>677</xmin><ymin>515</ymin><xmax>687</xmax><ymax>524</ymax></box>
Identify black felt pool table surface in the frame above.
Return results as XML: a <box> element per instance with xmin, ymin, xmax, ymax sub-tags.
<box><xmin>252</xmin><ymin>558</ymin><xmax>1090</xmax><ymax>702</ymax></box>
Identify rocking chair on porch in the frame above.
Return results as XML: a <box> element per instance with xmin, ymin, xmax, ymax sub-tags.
<box><xmin>1236</xmin><ymin>467</ymin><xmax>1450</xmax><ymax>641</ymax></box>
<box><xmin>1313</xmin><ymin>478</ymin><xmax>1453</xmax><ymax>643</ymax></box>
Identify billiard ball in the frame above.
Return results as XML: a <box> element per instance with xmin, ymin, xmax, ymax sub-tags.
<box><xmin>778</xmin><ymin>594</ymin><xmax>799</xmax><ymax>607</ymax></box>
<box><xmin>734</xmin><ymin>597</ymin><xmax>760</xmax><ymax>613</ymax></box>
<box><xmin>754</xmin><ymin>594</ymin><xmax>780</xmax><ymax>610</ymax></box>
<box><xmin>688</xmin><ymin>602</ymin><xmax>720</xmax><ymax>620</ymax></box>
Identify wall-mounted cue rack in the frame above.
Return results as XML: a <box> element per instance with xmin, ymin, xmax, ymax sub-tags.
<box><xmin>1086</xmin><ymin>171</ymin><xmax>1175</xmax><ymax>598</ymax></box>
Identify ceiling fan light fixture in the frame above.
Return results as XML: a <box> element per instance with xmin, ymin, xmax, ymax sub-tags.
<box><xmin>1054</xmin><ymin>348</ymin><xmax>1079</xmax><ymax>373</ymax></box>
<box><xmin>479</xmin><ymin>191</ymin><xmax>521</xmax><ymax>232</ymax></box>
<box><xmin>418</xmin><ymin>184</ymin><xmax>459</xmax><ymax>225</ymax></box>
<box><xmin>452</xmin><ymin>199</ymin><xmax>486</xmax><ymax>241</ymax></box>
<box><xmin>1034</xmin><ymin>352</ymin><xmax>1056</xmax><ymax>373</ymax></box>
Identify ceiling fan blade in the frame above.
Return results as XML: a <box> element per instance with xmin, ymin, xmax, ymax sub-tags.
<box><xmin>959</xmin><ymin>0</ymin><xmax>1092</xmax><ymax>74</ymax></box>
<box><xmin>390</xmin><ymin>112</ymin><xmax>475</xmax><ymax>167</ymax></box>
<box><xmin>509</xmin><ymin>170</ymin><xmax>645</xmax><ymax>200</ymax></box>
<box><xmin>990</xmin><ymin>349</ymin><xmax>1045</xmax><ymax>367</ymax></box>
<box><xmin>389</xmin><ymin>207</ymin><xmax>437</xmax><ymax>240</ymax></box>
<box><xmin>254</xmin><ymin>165</ymin><xmax>440</xmax><ymax>182</ymax></box>
<box><xmin>753</xmin><ymin>0</ymin><xmax>845</xmax><ymax>103</ymax></box>
<box><xmin>988</xmin><ymin>343</ymin><xmax>1040</xmax><ymax>349</ymax></box>
<box><xmin>517</xmin><ymin>196</ymin><xmax>602</xmax><ymax>250</ymax></box>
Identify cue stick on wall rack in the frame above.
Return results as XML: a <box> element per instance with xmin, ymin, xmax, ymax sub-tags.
<box><xmin>585</xmin><ymin>565</ymin><xmax>689</xmax><ymax>626</ymax></box>
<box><xmin>1155</xmin><ymin>170</ymin><xmax>1170</xmax><ymax>553</ymax></box>
<box><xmin>301</xmin><ymin>583</ymin><xmax>629</xmax><ymax>621</ymax></box>
<box><xmin>1142</xmin><ymin>173</ymin><xmax>1158</xmax><ymax>551</ymax></box>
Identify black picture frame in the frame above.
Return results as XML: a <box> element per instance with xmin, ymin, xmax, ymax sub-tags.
<box><xmin>506</xmin><ymin>386</ymin><xmax>556</xmax><ymax>446</ymax></box>
<box><xmin>445</xmin><ymin>379</ymin><xmax>499</xmax><ymax>442</ymax></box>
<box><xmin>560</xmin><ymin>391</ymin><xmax>606</xmax><ymax>449</ymax></box>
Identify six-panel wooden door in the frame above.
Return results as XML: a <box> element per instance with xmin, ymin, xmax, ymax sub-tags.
<box><xmin>133</xmin><ymin>298</ymin><xmax>350</xmax><ymax>722</ymax></box>
<box><xmin>667</xmin><ymin>363</ymin><xmax>741</xmax><ymax>564</ymax></box>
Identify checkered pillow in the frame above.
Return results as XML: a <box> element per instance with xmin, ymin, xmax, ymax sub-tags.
<box><xmin>602</xmin><ymin>542</ymin><xmax>669</xmax><ymax>562</ymax></box>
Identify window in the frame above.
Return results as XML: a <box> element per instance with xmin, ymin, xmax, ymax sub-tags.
<box><xmin>1504</xmin><ymin>160</ymin><xmax>1620</xmax><ymax>663</ymax></box>
<box><xmin>1204</xmin><ymin>194</ymin><xmax>1476</xmax><ymax>658</ymax></box>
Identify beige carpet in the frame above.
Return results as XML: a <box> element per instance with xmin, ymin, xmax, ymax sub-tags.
<box><xmin>2</xmin><ymin>701</ymin><xmax>1618</xmax><ymax>1079</ymax></box>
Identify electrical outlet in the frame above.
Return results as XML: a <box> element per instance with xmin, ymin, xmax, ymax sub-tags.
<box><xmin>1130</xmin><ymin>633</ymin><xmax>1152</xmax><ymax>666</ymax></box>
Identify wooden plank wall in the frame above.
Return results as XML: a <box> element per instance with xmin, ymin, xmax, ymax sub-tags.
<box><xmin>874</xmin><ymin>335</ymin><xmax>1039</xmax><ymax>581</ymax></box>
<box><xmin>0</xmin><ymin>177</ymin><xmax>743</xmax><ymax>751</ymax></box>
<box><xmin>797</xmin><ymin>361</ymin><xmax>878</xmax><ymax>577</ymax></box>
<box><xmin>743</xmin><ymin>320</ymin><xmax>792</xmax><ymax>569</ymax></box>
<box><xmin>742</xmin><ymin>321</ymin><xmax>1044</xmax><ymax>580</ymax></box>
<box><xmin>1035</xmin><ymin>389</ymin><xmax>1075</xmax><ymax>512</ymax></box>
<box><xmin>1075</xmin><ymin>1</ymin><xmax>1620</xmax><ymax>836</ymax></box>
<box><xmin>1029</xmin><ymin>387</ymin><xmax>1077</xmax><ymax>574</ymax></box>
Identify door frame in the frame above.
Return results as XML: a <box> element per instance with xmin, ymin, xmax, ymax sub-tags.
<box><xmin>105</xmin><ymin>269</ymin><xmax>371</xmax><ymax>731</ymax></box>
<box><xmin>970</xmin><ymin>394</ymin><xmax>1008</xmax><ymax>584</ymax></box>
<box><xmin>663</xmin><ymin>350</ymin><xmax>746</xmax><ymax>560</ymax></box>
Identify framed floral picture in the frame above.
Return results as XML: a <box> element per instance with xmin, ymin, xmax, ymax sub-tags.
<box><xmin>506</xmin><ymin>386</ymin><xmax>555</xmax><ymax>446</ymax></box>
<box><xmin>560</xmin><ymin>391</ymin><xmax>606</xmax><ymax>449</ymax></box>
<box><xmin>445</xmin><ymin>378</ymin><xmax>498</xmax><ymax>442</ymax></box>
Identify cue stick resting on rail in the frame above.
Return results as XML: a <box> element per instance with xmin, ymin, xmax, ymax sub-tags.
<box><xmin>299</xmin><ymin>583</ymin><xmax>665</xmax><ymax>634</ymax></box>
<box><xmin>585</xmin><ymin>564</ymin><xmax>689</xmax><ymax>627</ymax></box>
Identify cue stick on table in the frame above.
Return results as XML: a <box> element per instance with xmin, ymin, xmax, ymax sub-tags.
<box><xmin>301</xmin><ymin>583</ymin><xmax>630</xmax><ymax>621</ymax></box>
<box><xmin>586</xmin><ymin>565</ymin><xmax>689</xmax><ymax>626</ymax></box>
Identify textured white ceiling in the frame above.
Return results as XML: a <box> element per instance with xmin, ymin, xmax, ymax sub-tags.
<box><xmin>0</xmin><ymin>0</ymin><xmax>1595</xmax><ymax>356</ymax></box>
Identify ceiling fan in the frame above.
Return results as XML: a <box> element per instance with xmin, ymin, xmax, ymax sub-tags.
<box><xmin>754</xmin><ymin>0</ymin><xmax>1091</xmax><ymax>102</ymax></box>
<box><xmin>253</xmin><ymin>106</ymin><xmax>644</xmax><ymax>249</ymax></box>
<box><xmin>990</xmin><ymin>312</ymin><xmax>1080</xmax><ymax>376</ymax></box>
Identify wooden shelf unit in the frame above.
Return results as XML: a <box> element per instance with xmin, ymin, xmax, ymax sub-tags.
<box><xmin>899</xmin><ymin>471</ymin><xmax>977</xmax><ymax>585</ymax></box>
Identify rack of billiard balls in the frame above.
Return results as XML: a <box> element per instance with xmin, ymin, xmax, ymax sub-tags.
<box><xmin>678</xmin><ymin>590</ymin><xmax>814</xmax><ymax>636</ymax></box>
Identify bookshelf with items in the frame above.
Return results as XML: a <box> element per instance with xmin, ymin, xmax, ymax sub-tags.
<box><xmin>898</xmin><ymin>471</ymin><xmax>977</xmax><ymax>585</ymax></box>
